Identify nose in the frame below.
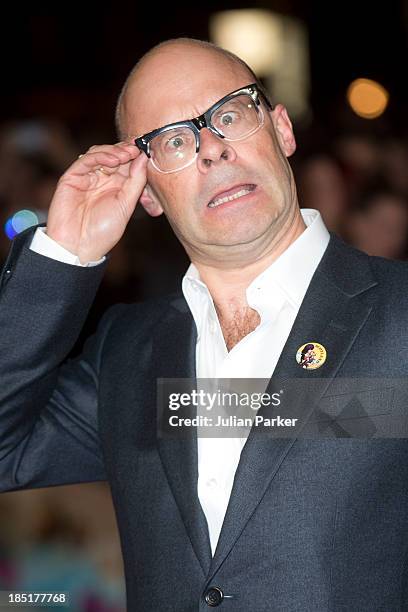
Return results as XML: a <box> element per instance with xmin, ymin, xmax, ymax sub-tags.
<box><xmin>196</xmin><ymin>128</ymin><xmax>236</xmax><ymax>172</ymax></box>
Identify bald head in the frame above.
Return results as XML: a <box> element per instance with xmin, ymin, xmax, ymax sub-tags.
<box><xmin>110</xmin><ymin>37</ymin><xmax>300</xmax><ymax>270</ymax></box>
<box><xmin>115</xmin><ymin>38</ymin><xmax>262</xmax><ymax>139</ymax></box>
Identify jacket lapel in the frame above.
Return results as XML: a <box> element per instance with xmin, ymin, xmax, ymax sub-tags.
<box><xmin>154</xmin><ymin>296</ymin><xmax>212</xmax><ymax>576</ymax></box>
<box><xmin>207</xmin><ymin>236</ymin><xmax>378</xmax><ymax>579</ymax></box>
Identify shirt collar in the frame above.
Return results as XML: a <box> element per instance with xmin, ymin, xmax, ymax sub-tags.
<box><xmin>246</xmin><ymin>208</ymin><xmax>330</xmax><ymax>308</ymax></box>
<box><xmin>182</xmin><ymin>208</ymin><xmax>330</xmax><ymax>328</ymax></box>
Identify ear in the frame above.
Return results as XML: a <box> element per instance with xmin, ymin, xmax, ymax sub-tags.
<box><xmin>270</xmin><ymin>104</ymin><xmax>297</xmax><ymax>157</ymax></box>
<box><xmin>139</xmin><ymin>185</ymin><xmax>164</xmax><ymax>217</ymax></box>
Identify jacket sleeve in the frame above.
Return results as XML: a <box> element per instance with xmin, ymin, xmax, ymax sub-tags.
<box><xmin>0</xmin><ymin>225</ymin><xmax>113</xmax><ymax>491</ymax></box>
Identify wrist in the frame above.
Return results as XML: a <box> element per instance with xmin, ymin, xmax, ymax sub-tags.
<box><xmin>45</xmin><ymin>228</ymin><xmax>79</xmax><ymax>258</ymax></box>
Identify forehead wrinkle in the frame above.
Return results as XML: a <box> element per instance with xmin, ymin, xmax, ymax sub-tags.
<box><xmin>133</xmin><ymin>79</ymin><xmax>253</xmax><ymax>137</ymax></box>
<box><xmin>116</xmin><ymin>38</ymin><xmax>261</xmax><ymax>139</ymax></box>
<box><xmin>153</xmin><ymin>102</ymin><xmax>204</xmax><ymax>132</ymax></box>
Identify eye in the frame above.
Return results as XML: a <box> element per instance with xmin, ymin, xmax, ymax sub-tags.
<box><xmin>161</xmin><ymin>129</ymin><xmax>195</xmax><ymax>152</ymax></box>
<box><xmin>219</xmin><ymin>111</ymin><xmax>237</xmax><ymax>126</ymax></box>
<box><xmin>167</xmin><ymin>135</ymin><xmax>185</xmax><ymax>149</ymax></box>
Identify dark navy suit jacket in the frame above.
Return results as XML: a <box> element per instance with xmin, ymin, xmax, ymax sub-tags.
<box><xmin>1</xmin><ymin>226</ymin><xmax>408</xmax><ymax>611</ymax></box>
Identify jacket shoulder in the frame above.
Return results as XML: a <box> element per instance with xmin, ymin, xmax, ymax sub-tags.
<box><xmin>98</xmin><ymin>291</ymin><xmax>187</xmax><ymax>334</ymax></box>
<box><xmin>328</xmin><ymin>233</ymin><xmax>408</xmax><ymax>288</ymax></box>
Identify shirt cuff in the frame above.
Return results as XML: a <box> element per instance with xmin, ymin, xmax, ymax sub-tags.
<box><xmin>29</xmin><ymin>227</ymin><xmax>106</xmax><ymax>267</ymax></box>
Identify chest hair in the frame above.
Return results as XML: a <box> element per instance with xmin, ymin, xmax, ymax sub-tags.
<box><xmin>214</xmin><ymin>305</ymin><xmax>261</xmax><ymax>351</ymax></box>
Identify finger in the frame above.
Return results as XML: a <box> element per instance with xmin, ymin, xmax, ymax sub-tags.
<box><xmin>120</xmin><ymin>153</ymin><xmax>148</xmax><ymax>206</ymax></box>
<box><xmin>73</xmin><ymin>149</ymin><xmax>140</xmax><ymax>173</ymax></box>
<box><xmin>107</xmin><ymin>149</ymin><xmax>148</xmax><ymax>180</ymax></box>
<box><xmin>87</xmin><ymin>147</ymin><xmax>138</xmax><ymax>163</ymax></box>
<box><xmin>114</xmin><ymin>140</ymin><xmax>137</xmax><ymax>149</ymax></box>
<box><xmin>92</xmin><ymin>166</ymin><xmax>117</xmax><ymax>177</ymax></box>
<box><xmin>91</xmin><ymin>148</ymin><xmax>144</xmax><ymax>178</ymax></box>
<box><xmin>88</xmin><ymin>141</ymin><xmax>131</xmax><ymax>149</ymax></box>
<box><xmin>87</xmin><ymin>143</ymin><xmax>139</xmax><ymax>157</ymax></box>
<box><xmin>129</xmin><ymin>151</ymin><xmax>148</xmax><ymax>178</ymax></box>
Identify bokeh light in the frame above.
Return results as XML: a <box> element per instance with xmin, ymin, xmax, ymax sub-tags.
<box><xmin>210</xmin><ymin>10</ymin><xmax>283</xmax><ymax>76</ymax></box>
<box><xmin>347</xmin><ymin>78</ymin><xmax>389</xmax><ymax>119</ymax></box>
<box><xmin>4</xmin><ymin>209</ymin><xmax>39</xmax><ymax>240</ymax></box>
<box><xmin>4</xmin><ymin>218</ymin><xmax>16</xmax><ymax>240</ymax></box>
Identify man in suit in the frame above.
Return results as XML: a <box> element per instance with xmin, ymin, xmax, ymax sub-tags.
<box><xmin>1</xmin><ymin>37</ymin><xmax>408</xmax><ymax>611</ymax></box>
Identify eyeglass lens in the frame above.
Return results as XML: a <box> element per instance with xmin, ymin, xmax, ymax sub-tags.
<box><xmin>150</xmin><ymin>94</ymin><xmax>262</xmax><ymax>172</ymax></box>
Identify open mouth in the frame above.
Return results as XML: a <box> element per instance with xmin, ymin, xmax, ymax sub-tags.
<box><xmin>207</xmin><ymin>184</ymin><xmax>257</xmax><ymax>208</ymax></box>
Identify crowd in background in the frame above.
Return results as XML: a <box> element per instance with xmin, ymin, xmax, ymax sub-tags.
<box><xmin>0</xmin><ymin>110</ymin><xmax>407</xmax><ymax>610</ymax></box>
<box><xmin>294</xmin><ymin>132</ymin><xmax>408</xmax><ymax>259</ymax></box>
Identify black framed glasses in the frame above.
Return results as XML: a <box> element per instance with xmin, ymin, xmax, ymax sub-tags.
<box><xmin>134</xmin><ymin>83</ymin><xmax>273</xmax><ymax>174</ymax></box>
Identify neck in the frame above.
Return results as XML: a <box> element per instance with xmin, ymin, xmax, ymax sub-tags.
<box><xmin>194</xmin><ymin>208</ymin><xmax>306</xmax><ymax>315</ymax></box>
<box><xmin>190</xmin><ymin>207</ymin><xmax>306</xmax><ymax>351</ymax></box>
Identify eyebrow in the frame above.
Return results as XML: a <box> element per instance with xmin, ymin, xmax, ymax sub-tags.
<box><xmin>137</xmin><ymin>84</ymin><xmax>264</xmax><ymax>140</ymax></box>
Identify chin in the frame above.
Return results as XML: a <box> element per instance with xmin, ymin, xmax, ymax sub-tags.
<box><xmin>209</xmin><ymin>227</ymin><xmax>268</xmax><ymax>249</ymax></box>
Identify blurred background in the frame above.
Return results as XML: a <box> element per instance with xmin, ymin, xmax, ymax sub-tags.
<box><xmin>0</xmin><ymin>2</ymin><xmax>407</xmax><ymax>609</ymax></box>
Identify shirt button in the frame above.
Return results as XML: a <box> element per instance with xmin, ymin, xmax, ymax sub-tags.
<box><xmin>206</xmin><ymin>478</ymin><xmax>217</xmax><ymax>488</ymax></box>
<box><xmin>204</xmin><ymin>586</ymin><xmax>224</xmax><ymax>607</ymax></box>
<box><xmin>209</xmin><ymin>319</ymin><xmax>217</xmax><ymax>333</ymax></box>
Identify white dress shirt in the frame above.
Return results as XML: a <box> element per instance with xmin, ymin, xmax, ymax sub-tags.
<box><xmin>181</xmin><ymin>209</ymin><xmax>330</xmax><ymax>554</ymax></box>
<box><xmin>29</xmin><ymin>208</ymin><xmax>330</xmax><ymax>555</ymax></box>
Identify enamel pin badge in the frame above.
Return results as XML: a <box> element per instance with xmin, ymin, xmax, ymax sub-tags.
<box><xmin>296</xmin><ymin>342</ymin><xmax>327</xmax><ymax>370</ymax></box>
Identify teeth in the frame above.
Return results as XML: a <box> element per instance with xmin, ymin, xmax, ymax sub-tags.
<box><xmin>208</xmin><ymin>188</ymin><xmax>252</xmax><ymax>208</ymax></box>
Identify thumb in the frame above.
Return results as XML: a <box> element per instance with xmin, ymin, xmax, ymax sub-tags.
<box><xmin>124</xmin><ymin>152</ymin><xmax>149</xmax><ymax>205</ymax></box>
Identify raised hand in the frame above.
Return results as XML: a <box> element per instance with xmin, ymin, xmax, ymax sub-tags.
<box><xmin>46</xmin><ymin>142</ymin><xmax>148</xmax><ymax>263</ymax></box>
